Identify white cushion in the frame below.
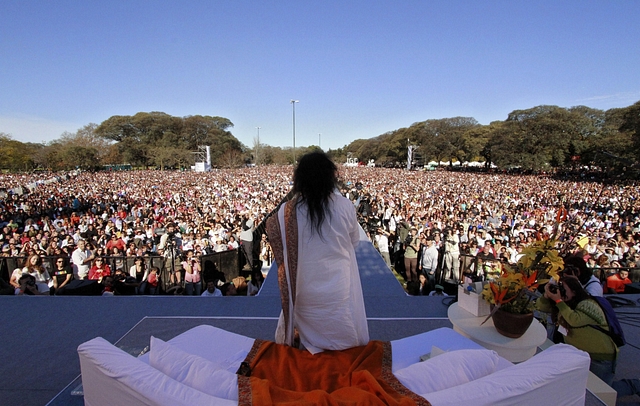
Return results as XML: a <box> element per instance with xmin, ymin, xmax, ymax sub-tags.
<box><xmin>394</xmin><ymin>349</ymin><xmax>500</xmax><ymax>394</ymax></box>
<box><xmin>149</xmin><ymin>336</ymin><xmax>238</xmax><ymax>401</ymax></box>
<box><xmin>425</xmin><ymin>344</ymin><xmax>590</xmax><ymax>406</ymax></box>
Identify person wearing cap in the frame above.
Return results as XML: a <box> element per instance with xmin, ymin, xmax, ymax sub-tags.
<box><xmin>428</xmin><ymin>284</ymin><xmax>449</xmax><ymax>297</ymax></box>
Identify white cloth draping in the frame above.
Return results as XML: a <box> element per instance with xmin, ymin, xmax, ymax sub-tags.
<box><xmin>276</xmin><ymin>191</ymin><xmax>369</xmax><ymax>354</ymax></box>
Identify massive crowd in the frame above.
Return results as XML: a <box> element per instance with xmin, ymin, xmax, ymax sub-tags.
<box><xmin>1</xmin><ymin>166</ymin><xmax>639</xmax><ymax>296</ymax></box>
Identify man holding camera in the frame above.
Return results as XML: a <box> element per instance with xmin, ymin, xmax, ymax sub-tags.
<box><xmin>403</xmin><ymin>227</ymin><xmax>420</xmax><ymax>284</ymax></box>
<box><xmin>158</xmin><ymin>222</ymin><xmax>182</xmax><ymax>286</ymax></box>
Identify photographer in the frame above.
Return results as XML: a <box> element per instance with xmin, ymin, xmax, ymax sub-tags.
<box><xmin>403</xmin><ymin>228</ymin><xmax>420</xmax><ymax>284</ymax></box>
<box><xmin>157</xmin><ymin>222</ymin><xmax>182</xmax><ymax>286</ymax></box>
<box><xmin>182</xmin><ymin>249</ymin><xmax>201</xmax><ymax>296</ymax></box>
<box><xmin>539</xmin><ymin>276</ymin><xmax>640</xmax><ymax>398</ymax></box>
<box><xmin>539</xmin><ymin>277</ymin><xmax>617</xmax><ymax>383</ymax></box>
<box><xmin>16</xmin><ymin>274</ymin><xmax>46</xmax><ymax>295</ymax></box>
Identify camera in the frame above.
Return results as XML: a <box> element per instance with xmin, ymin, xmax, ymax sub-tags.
<box><xmin>404</xmin><ymin>234</ymin><xmax>413</xmax><ymax>246</ymax></box>
<box><xmin>548</xmin><ymin>283</ymin><xmax>565</xmax><ymax>296</ymax></box>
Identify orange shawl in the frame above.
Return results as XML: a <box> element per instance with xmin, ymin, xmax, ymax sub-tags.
<box><xmin>237</xmin><ymin>339</ymin><xmax>430</xmax><ymax>406</ymax></box>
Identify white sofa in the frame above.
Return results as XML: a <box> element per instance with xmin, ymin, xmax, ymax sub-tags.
<box><xmin>78</xmin><ymin>325</ymin><xmax>590</xmax><ymax>406</ymax></box>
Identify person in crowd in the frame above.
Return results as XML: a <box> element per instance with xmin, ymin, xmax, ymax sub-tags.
<box><xmin>72</xmin><ymin>239</ymin><xmax>94</xmax><ymax>280</ymax></box>
<box><xmin>106</xmin><ymin>233</ymin><xmax>126</xmax><ymax>253</ymax></box>
<box><xmin>9</xmin><ymin>262</ymin><xmax>26</xmax><ymax>290</ymax></box>
<box><xmin>240</xmin><ymin>213</ymin><xmax>255</xmax><ymax>267</ymax></box>
<box><xmin>158</xmin><ymin>222</ymin><xmax>182</xmax><ymax>287</ymax></box>
<box><xmin>606</xmin><ymin>269</ymin><xmax>632</xmax><ymax>294</ymax></box>
<box><xmin>21</xmin><ymin>253</ymin><xmax>51</xmax><ymax>294</ymax></box>
<box><xmin>16</xmin><ymin>273</ymin><xmax>46</xmax><ymax>295</ymax></box>
<box><xmin>247</xmin><ymin>268</ymin><xmax>264</xmax><ymax>296</ymax></box>
<box><xmin>129</xmin><ymin>256</ymin><xmax>148</xmax><ymax>294</ymax></box>
<box><xmin>201</xmin><ymin>280</ymin><xmax>222</xmax><ymax>297</ymax></box>
<box><xmin>259</xmin><ymin>233</ymin><xmax>273</xmax><ymax>266</ymax></box>
<box><xmin>102</xmin><ymin>276</ymin><xmax>115</xmax><ymax>296</ymax></box>
<box><xmin>403</xmin><ymin>227</ymin><xmax>420</xmax><ymax>285</ymax></box>
<box><xmin>88</xmin><ymin>257</ymin><xmax>111</xmax><ymax>283</ymax></box>
<box><xmin>419</xmin><ymin>235</ymin><xmax>439</xmax><ymax>293</ymax></box>
<box><xmin>563</xmin><ymin>255</ymin><xmax>603</xmax><ymax>296</ymax></box>
<box><xmin>429</xmin><ymin>284</ymin><xmax>449</xmax><ymax>297</ymax></box>
<box><xmin>220</xmin><ymin>282</ymin><xmax>237</xmax><ymax>296</ymax></box>
<box><xmin>417</xmin><ymin>273</ymin><xmax>429</xmax><ymax>296</ymax></box>
<box><xmin>227</xmin><ymin>235</ymin><xmax>239</xmax><ymax>250</ymax></box>
<box><xmin>182</xmin><ymin>249</ymin><xmax>201</xmax><ymax>296</ymax></box>
<box><xmin>146</xmin><ymin>266</ymin><xmax>160</xmax><ymax>295</ymax></box>
<box><xmin>443</xmin><ymin>227</ymin><xmax>460</xmax><ymax>283</ymax></box>
<box><xmin>374</xmin><ymin>228</ymin><xmax>392</xmax><ymax>268</ymax></box>
<box><xmin>540</xmin><ymin>276</ymin><xmax>640</xmax><ymax>398</ymax></box>
<box><xmin>266</xmin><ymin>151</ymin><xmax>369</xmax><ymax>353</ymax></box>
<box><xmin>51</xmin><ymin>257</ymin><xmax>73</xmax><ymax>295</ymax></box>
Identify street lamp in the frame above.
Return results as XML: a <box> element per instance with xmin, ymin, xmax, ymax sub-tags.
<box><xmin>291</xmin><ymin>99</ymin><xmax>299</xmax><ymax>164</ymax></box>
<box><xmin>319</xmin><ymin>133</ymin><xmax>321</xmax><ymax>149</ymax></box>
<box><xmin>255</xmin><ymin>126</ymin><xmax>261</xmax><ymax>166</ymax></box>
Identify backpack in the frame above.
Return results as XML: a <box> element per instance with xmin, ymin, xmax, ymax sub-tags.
<box><xmin>588</xmin><ymin>296</ymin><xmax>626</xmax><ymax>347</ymax></box>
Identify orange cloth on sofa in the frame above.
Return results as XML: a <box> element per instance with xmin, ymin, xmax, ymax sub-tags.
<box><xmin>237</xmin><ymin>339</ymin><xmax>430</xmax><ymax>406</ymax></box>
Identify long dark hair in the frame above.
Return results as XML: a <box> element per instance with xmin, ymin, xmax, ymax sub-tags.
<box><xmin>560</xmin><ymin>276</ymin><xmax>591</xmax><ymax>309</ymax></box>
<box><xmin>292</xmin><ymin>152</ymin><xmax>338</xmax><ymax>235</ymax></box>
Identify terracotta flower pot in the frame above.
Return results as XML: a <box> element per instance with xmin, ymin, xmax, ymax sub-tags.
<box><xmin>491</xmin><ymin>308</ymin><xmax>534</xmax><ymax>338</ymax></box>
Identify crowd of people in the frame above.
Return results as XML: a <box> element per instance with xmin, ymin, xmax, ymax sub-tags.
<box><xmin>348</xmin><ymin>167</ymin><xmax>640</xmax><ymax>296</ymax></box>
<box><xmin>1</xmin><ymin>166</ymin><xmax>639</xmax><ymax>297</ymax></box>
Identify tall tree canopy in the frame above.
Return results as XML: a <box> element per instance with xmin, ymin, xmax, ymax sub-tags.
<box><xmin>94</xmin><ymin>112</ymin><xmax>244</xmax><ymax>167</ymax></box>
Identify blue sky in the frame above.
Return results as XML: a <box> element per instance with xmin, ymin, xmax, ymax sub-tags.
<box><xmin>1</xmin><ymin>1</ymin><xmax>639</xmax><ymax>150</ymax></box>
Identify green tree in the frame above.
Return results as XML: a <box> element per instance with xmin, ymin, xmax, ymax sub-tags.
<box><xmin>95</xmin><ymin>112</ymin><xmax>244</xmax><ymax>167</ymax></box>
<box><xmin>0</xmin><ymin>133</ymin><xmax>37</xmax><ymax>171</ymax></box>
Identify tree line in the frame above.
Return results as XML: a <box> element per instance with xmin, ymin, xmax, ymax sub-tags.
<box><xmin>1</xmin><ymin>101</ymin><xmax>638</xmax><ymax>172</ymax></box>
<box><xmin>335</xmin><ymin>101</ymin><xmax>640</xmax><ymax>173</ymax></box>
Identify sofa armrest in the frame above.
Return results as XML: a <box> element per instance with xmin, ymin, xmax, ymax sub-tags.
<box><xmin>78</xmin><ymin>337</ymin><xmax>236</xmax><ymax>406</ymax></box>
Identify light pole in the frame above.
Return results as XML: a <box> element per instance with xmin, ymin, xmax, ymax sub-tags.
<box><xmin>291</xmin><ymin>99</ymin><xmax>299</xmax><ymax>164</ymax></box>
<box><xmin>319</xmin><ymin>133</ymin><xmax>321</xmax><ymax>149</ymax></box>
<box><xmin>255</xmin><ymin>126</ymin><xmax>261</xmax><ymax>166</ymax></box>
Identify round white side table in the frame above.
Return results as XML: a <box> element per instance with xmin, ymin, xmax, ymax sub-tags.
<box><xmin>448</xmin><ymin>302</ymin><xmax>547</xmax><ymax>363</ymax></box>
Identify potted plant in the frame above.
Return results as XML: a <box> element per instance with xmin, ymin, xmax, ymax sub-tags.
<box><xmin>481</xmin><ymin>239</ymin><xmax>564</xmax><ymax>338</ymax></box>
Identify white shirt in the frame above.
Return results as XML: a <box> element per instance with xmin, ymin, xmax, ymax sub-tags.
<box><xmin>374</xmin><ymin>234</ymin><xmax>389</xmax><ymax>253</ymax></box>
<box><xmin>201</xmin><ymin>288</ymin><xmax>222</xmax><ymax>297</ymax></box>
<box><xmin>421</xmin><ymin>245</ymin><xmax>439</xmax><ymax>271</ymax></box>
<box><xmin>72</xmin><ymin>248</ymin><xmax>91</xmax><ymax>279</ymax></box>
